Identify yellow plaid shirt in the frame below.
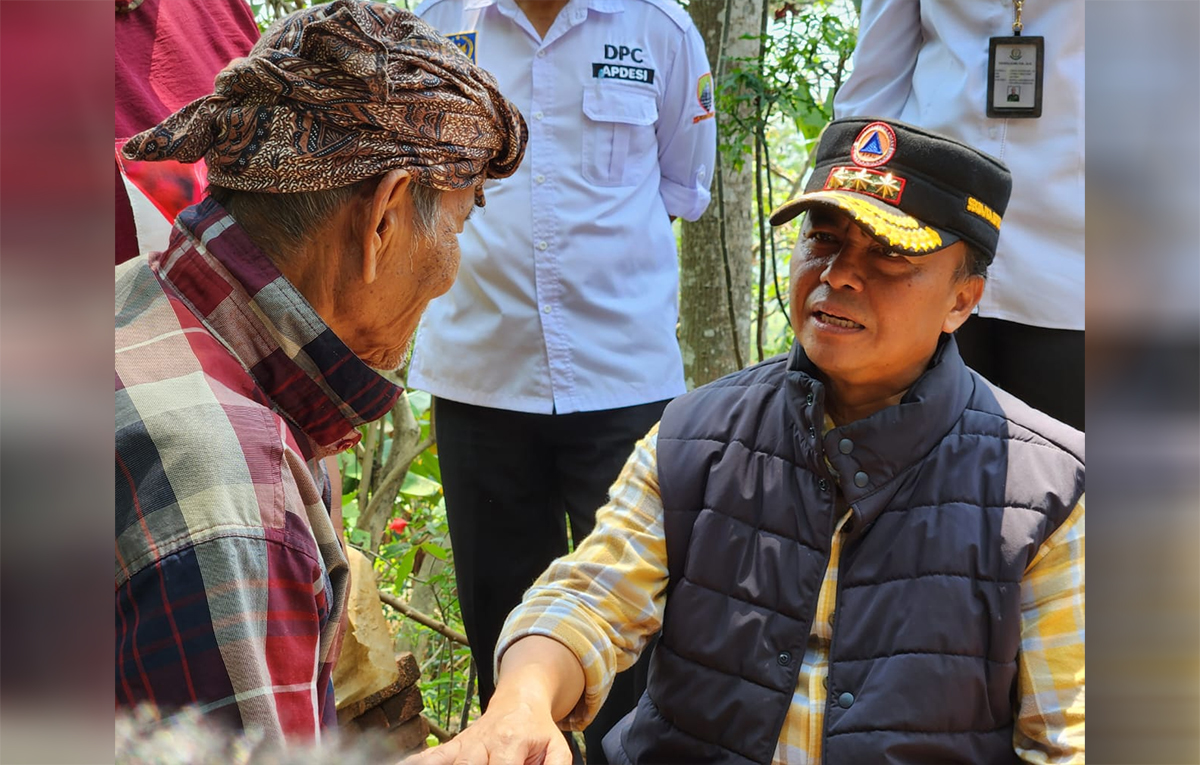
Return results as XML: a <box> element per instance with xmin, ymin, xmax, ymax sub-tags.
<box><xmin>497</xmin><ymin>424</ymin><xmax>1085</xmax><ymax>764</ymax></box>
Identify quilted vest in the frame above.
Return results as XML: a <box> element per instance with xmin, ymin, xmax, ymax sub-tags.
<box><xmin>604</xmin><ymin>337</ymin><xmax>1084</xmax><ymax>764</ymax></box>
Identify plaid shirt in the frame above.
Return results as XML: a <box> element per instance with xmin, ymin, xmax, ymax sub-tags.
<box><xmin>499</xmin><ymin>424</ymin><xmax>1086</xmax><ymax>764</ymax></box>
<box><xmin>115</xmin><ymin>198</ymin><xmax>402</xmax><ymax>742</ymax></box>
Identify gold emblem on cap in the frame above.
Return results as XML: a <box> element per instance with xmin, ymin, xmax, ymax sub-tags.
<box><xmin>827</xmin><ymin>194</ymin><xmax>943</xmax><ymax>253</ymax></box>
<box><xmin>850</xmin><ymin>121</ymin><xmax>897</xmax><ymax>168</ymax></box>
<box><xmin>825</xmin><ymin>166</ymin><xmax>905</xmax><ymax>202</ymax></box>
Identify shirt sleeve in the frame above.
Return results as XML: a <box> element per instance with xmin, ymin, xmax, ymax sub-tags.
<box><xmin>654</xmin><ymin>21</ymin><xmax>717</xmax><ymax>221</ymax></box>
<box><xmin>831</xmin><ymin>0</ymin><xmax>921</xmax><ymax>120</ymax></box>
<box><xmin>115</xmin><ymin>533</ymin><xmax>333</xmax><ymax>742</ymax></box>
<box><xmin>495</xmin><ymin>424</ymin><xmax>669</xmax><ymax>730</ymax></box>
<box><xmin>1013</xmin><ymin>496</ymin><xmax>1086</xmax><ymax>763</ymax></box>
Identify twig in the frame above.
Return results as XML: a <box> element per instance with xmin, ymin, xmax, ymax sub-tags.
<box><xmin>379</xmin><ymin>591</ymin><xmax>470</xmax><ymax>646</ymax></box>
<box><xmin>760</xmin><ymin>132</ymin><xmax>791</xmax><ymax>329</ymax></box>
<box><xmin>424</xmin><ymin>715</ymin><xmax>454</xmax><ymax>743</ymax></box>
<box><xmin>358</xmin><ymin>421</ymin><xmax>381</xmax><ymax>513</ymax></box>
<box><xmin>360</xmin><ymin>434</ymin><xmax>435</xmax><ymax>527</ymax></box>
<box><xmin>713</xmin><ymin>0</ymin><xmax>744</xmax><ymax>371</ymax></box>
<box><xmin>458</xmin><ymin>659</ymin><xmax>476</xmax><ymax>733</ymax></box>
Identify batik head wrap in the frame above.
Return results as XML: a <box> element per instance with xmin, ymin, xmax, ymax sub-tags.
<box><xmin>121</xmin><ymin>0</ymin><xmax>527</xmax><ymax>200</ymax></box>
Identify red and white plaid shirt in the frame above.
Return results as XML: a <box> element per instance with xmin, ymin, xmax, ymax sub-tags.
<box><xmin>115</xmin><ymin>198</ymin><xmax>401</xmax><ymax>741</ymax></box>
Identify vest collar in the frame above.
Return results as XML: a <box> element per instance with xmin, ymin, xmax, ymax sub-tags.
<box><xmin>785</xmin><ymin>335</ymin><xmax>973</xmax><ymax>529</ymax></box>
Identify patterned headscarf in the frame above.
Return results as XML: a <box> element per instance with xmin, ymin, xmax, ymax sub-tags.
<box><xmin>121</xmin><ymin>0</ymin><xmax>527</xmax><ymax>199</ymax></box>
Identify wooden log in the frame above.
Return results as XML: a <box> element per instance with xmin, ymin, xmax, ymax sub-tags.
<box><xmin>337</xmin><ymin>652</ymin><xmax>420</xmax><ymax>724</ymax></box>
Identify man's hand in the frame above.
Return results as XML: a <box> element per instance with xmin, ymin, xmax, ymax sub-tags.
<box><xmin>404</xmin><ymin>698</ymin><xmax>573</xmax><ymax>765</ymax></box>
<box><xmin>404</xmin><ymin>635</ymin><xmax>587</xmax><ymax>765</ymax></box>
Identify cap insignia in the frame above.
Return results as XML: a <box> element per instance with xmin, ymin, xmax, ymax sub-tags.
<box><xmin>825</xmin><ymin>166</ymin><xmax>905</xmax><ymax>203</ymax></box>
<box><xmin>850</xmin><ymin>121</ymin><xmax>897</xmax><ymax>168</ymax></box>
<box><xmin>830</xmin><ymin>194</ymin><xmax>944</xmax><ymax>253</ymax></box>
<box><xmin>965</xmin><ymin>196</ymin><xmax>1002</xmax><ymax>230</ymax></box>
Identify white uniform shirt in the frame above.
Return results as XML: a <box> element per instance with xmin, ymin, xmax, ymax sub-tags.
<box><xmin>833</xmin><ymin>0</ymin><xmax>1084</xmax><ymax>331</ymax></box>
<box><xmin>410</xmin><ymin>0</ymin><xmax>717</xmax><ymax>414</ymax></box>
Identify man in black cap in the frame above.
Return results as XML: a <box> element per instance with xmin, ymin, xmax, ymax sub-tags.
<box><xmin>410</xmin><ymin>118</ymin><xmax>1086</xmax><ymax>765</ymax></box>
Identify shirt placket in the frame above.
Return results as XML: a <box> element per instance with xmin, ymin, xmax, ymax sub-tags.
<box><xmin>528</xmin><ymin>4</ymin><xmax>589</xmax><ymax>413</ymax></box>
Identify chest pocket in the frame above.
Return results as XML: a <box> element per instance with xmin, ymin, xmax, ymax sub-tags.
<box><xmin>581</xmin><ymin>85</ymin><xmax>659</xmax><ymax>187</ymax></box>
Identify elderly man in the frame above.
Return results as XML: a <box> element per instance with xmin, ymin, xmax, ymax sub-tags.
<box><xmin>413</xmin><ymin>118</ymin><xmax>1084</xmax><ymax>765</ymax></box>
<box><xmin>114</xmin><ymin>0</ymin><xmax>525</xmax><ymax>742</ymax></box>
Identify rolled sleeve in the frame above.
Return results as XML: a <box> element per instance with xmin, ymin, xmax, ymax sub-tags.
<box><xmin>1014</xmin><ymin>496</ymin><xmax>1086</xmax><ymax>763</ymax></box>
<box><xmin>654</xmin><ymin>21</ymin><xmax>717</xmax><ymax>221</ymax></box>
<box><xmin>832</xmin><ymin>0</ymin><xmax>922</xmax><ymax>120</ymax></box>
<box><xmin>495</xmin><ymin>425</ymin><xmax>669</xmax><ymax>729</ymax></box>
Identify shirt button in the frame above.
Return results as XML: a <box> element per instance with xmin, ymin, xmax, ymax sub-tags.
<box><xmin>543</xmin><ymin>305</ymin><xmax>552</xmax><ymax>314</ymax></box>
<box><xmin>839</xmin><ymin>438</ymin><xmax>853</xmax><ymax>454</ymax></box>
<box><xmin>535</xmin><ymin>111</ymin><xmax>544</xmax><ymax>120</ymax></box>
<box><xmin>853</xmin><ymin>471</ymin><xmax>869</xmax><ymax>488</ymax></box>
<box><xmin>535</xmin><ymin>174</ymin><xmax>546</xmax><ymax>184</ymax></box>
<box><xmin>818</xmin><ymin>478</ymin><xmax>829</xmax><ymax>492</ymax></box>
<box><xmin>805</xmin><ymin>393</ymin><xmax>815</xmax><ymax>406</ymax></box>
<box><xmin>838</xmin><ymin>692</ymin><xmax>855</xmax><ymax>708</ymax></box>
<box><xmin>777</xmin><ymin>651</ymin><xmax>791</xmax><ymax>666</ymax></box>
<box><xmin>536</xmin><ymin>241</ymin><xmax>548</xmax><ymax>251</ymax></box>
<box><xmin>807</xmin><ymin>425</ymin><xmax>816</xmax><ymax>438</ymax></box>
<box><xmin>536</xmin><ymin>49</ymin><xmax>546</xmax><ymax>58</ymax></box>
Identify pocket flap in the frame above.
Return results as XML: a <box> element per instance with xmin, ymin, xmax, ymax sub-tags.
<box><xmin>582</xmin><ymin>85</ymin><xmax>658</xmax><ymax>126</ymax></box>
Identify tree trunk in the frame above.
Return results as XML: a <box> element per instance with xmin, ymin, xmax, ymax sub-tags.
<box><xmin>679</xmin><ymin>0</ymin><xmax>761</xmax><ymax>388</ymax></box>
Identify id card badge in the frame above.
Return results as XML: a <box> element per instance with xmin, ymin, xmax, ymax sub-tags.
<box><xmin>987</xmin><ymin>36</ymin><xmax>1044</xmax><ymax>118</ymax></box>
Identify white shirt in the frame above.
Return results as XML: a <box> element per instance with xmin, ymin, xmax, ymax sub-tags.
<box><xmin>410</xmin><ymin>0</ymin><xmax>717</xmax><ymax>414</ymax></box>
<box><xmin>833</xmin><ymin>0</ymin><xmax>1084</xmax><ymax>331</ymax></box>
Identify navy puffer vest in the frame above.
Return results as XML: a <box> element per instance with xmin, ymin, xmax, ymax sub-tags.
<box><xmin>604</xmin><ymin>337</ymin><xmax>1084</xmax><ymax>764</ymax></box>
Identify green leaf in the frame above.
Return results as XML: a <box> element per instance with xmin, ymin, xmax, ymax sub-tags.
<box><xmin>348</xmin><ymin>528</ymin><xmax>370</xmax><ymax>547</ymax></box>
<box><xmin>380</xmin><ymin>541</ymin><xmax>405</xmax><ymax>558</ymax></box>
<box><xmin>400</xmin><ymin>471</ymin><xmax>442</xmax><ymax>497</ymax></box>
<box><xmin>393</xmin><ymin>545</ymin><xmax>419</xmax><ymax>584</ymax></box>
<box><xmin>420</xmin><ymin>542</ymin><xmax>450</xmax><ymax>560</ymax></box>
<box><xmin>342</xmin><ymin>501</ymin><xmax>360</xmax><ymax>527</ymax></box>
<box><xmin>407</xmin><ymin>389</ymin><xmax>432</xmax><ymax>417</ymax></box>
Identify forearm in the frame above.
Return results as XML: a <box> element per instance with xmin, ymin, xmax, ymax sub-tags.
<box><xmin>493</xmin><ymin>635</ymin><xmax>586</xmax><ymax>724</ymax></box>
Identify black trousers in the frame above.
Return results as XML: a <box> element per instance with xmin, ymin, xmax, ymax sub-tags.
<box><xmin>955</xmin><ymin>316</ymin><xmax>1085</xmax><ymax>430</ymax></box>
<box><xmin>433</xmin><ymin>397</ymin><xmax>669</xmax><ymax>763</ymax></box>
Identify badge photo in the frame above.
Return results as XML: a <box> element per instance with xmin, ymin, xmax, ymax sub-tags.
<box><xmin>987</xmin><ymin>35</ymin><xmax>1044</xmax><ymax>118</ymax></box>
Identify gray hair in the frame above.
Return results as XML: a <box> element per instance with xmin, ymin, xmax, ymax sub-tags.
<box><xmin>955</xmin><ymin>242</ymin><xmax>990</xmax><ymax>281</ymax></box>
<box><xmin>208</xmin><ymin>178</ymin><xmax>445</xmax><ymax>263</ymax></box>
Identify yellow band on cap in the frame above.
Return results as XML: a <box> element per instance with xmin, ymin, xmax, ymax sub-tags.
<box><xmin>832</xmin><ymin>194</ymin><xmax>944</xmax><ymax>253</ymax></box>
<box><xmin>965</xmin><ymin>196</ymin><xmax>1002</xmax><ymax>230</ymax></box>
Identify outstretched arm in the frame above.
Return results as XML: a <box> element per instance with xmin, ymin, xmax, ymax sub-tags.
<box><xmin>407</xmin><ymin>635</ymin><xmax>584</xmax><ymax>765</ymax></box>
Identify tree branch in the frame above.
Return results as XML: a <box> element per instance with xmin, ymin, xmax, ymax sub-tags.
<box><xmin>379</xmin><ymin>591</ymin><xmax>470</xmax><ymax>646</ymax></box>
<box><xmin>359</xmin><ymin>433</ymin><xmax>435</xmax><ymax>537</ymax></box>
<box><xmin>423</xmin><ymin>715</ymin><xmax>454</xmax><ymax>742</ymax></box>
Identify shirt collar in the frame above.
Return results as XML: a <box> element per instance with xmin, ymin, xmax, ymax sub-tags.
<box><xmin>787</xmin><ymin>334</ymin><xmax>972</xmax><ymax>527</ymax></box>
<box><xmin>153</xmin><ymin>197</ymin><xmax>402</xmax><ymax>456</ymax></box>
<box><xmin>485</xmin><ymin>0</ymin><xmax>623</xmax><ymax>14</ymax></box>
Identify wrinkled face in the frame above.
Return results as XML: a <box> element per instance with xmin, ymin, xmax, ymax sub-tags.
<box><xmin>789</xmin><ymin>207</ymin><xmax>982</xmax><ymax>396</ymax></box>
<box><xmin>353</xmin><ymin>184</ymin><xmax>478</xmax><ymax>371</ymax></box>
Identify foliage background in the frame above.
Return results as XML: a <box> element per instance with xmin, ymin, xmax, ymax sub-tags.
<box><xmin>247</xmin><ymin>0</ymin><xmax>858</xmax><ymax>741</ymax></box>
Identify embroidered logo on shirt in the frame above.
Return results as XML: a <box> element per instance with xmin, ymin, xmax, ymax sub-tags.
<box><xmin>447</xmin><ymin>32</ymin><xmax>477</xmax><ymax>63</ymax></box>
<box><xmin>592</xmin><ymin>63</ymin><xmax>655</xmax><ymax>84</ymax></box>
<box><xmin>693</xmin><ymin>72</ymin><xmax>715</xmax><ymax>122</ymax></box>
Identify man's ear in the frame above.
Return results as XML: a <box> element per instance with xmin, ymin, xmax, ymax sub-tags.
<box><xmin>943</xmin><ymin>273</ymin><xmax>985</xmax><ymax>334</ymax></box>
<box><xmin>360</xmin><ymin>168</ymin><xmax>413</xmax><ymax>285</ymax></box>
